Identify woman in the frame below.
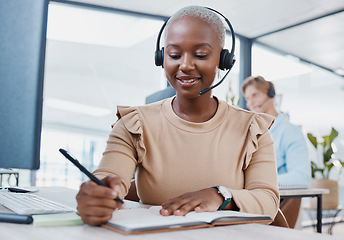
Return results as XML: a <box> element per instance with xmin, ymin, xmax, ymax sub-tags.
<box><xmin>76</xmin><ymin>6</ymin><xmax>279</xmax><ymax>226</ymax></box>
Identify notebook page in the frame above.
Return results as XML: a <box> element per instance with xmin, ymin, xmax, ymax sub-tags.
<box><xmin>109</xmin><ymin>206</ymin><xmax>202</xmax><ymax>229</ymax></box>
<box><xmin>185</xmin><ymin>210</ymin><xmax>267</xmax><ymax>223</ymax></box>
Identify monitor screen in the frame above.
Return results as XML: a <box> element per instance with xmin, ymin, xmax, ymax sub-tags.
<box><xmin>0</xmin><ymin>0</ymin><xmax>49</xmax><ymax>170</ymax></box>
<box><xmin>145</xmin><ymin>86</ymin><xmax>176</xmax><ymax>104</ymax></box>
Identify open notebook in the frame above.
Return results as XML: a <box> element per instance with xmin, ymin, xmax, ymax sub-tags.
<box><xmin>103</xmin><ymin>205</ymin><xmax>271</xmax><ymax>235</ymax></box>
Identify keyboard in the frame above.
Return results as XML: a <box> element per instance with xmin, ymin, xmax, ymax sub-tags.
<box><xmin>278</xmin><ymin>184</ymin><xmax>309</xmax><ymax>190</ymax></box>
<box><xmin>0</xmin><ymin>192</ymin><xmax>74</xmax><ymax>215</ymax></box>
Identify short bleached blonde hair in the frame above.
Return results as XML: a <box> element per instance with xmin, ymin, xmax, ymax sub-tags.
<box><xmin>165</xmin><ymin>6</ymin><xmax>226</xmax><ymax>48</ymax></box>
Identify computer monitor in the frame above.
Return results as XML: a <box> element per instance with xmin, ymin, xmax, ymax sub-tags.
<box><xmin>0</xmin><ymin>0</ymin><xmax>49</xmax><ymax>170</ymax></box>
<box><xmin>145</xmin><ymin>86</ymin><xmax>176</xmax><ymax>104</ymax></box>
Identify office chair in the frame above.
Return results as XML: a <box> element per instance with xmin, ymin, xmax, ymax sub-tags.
<box><xmin>270</xmin><ymin>208</ymin><xmax>290</xmax><ymax>228</ymax></box>
<box><xmin>279</xmin><ymin>198</ymin><xmax>302</xmax><ymax>228</ymax></box>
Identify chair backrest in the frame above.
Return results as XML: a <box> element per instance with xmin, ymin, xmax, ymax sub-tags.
<box><xmin>270</xmin><ymin>208</ymin><xmax>290</xmax><ymax>228</ymax></box>
<box><xmin>279</xmin><ymin>198</ymin><xmax>301</xmax><ymax>228</ymax></box>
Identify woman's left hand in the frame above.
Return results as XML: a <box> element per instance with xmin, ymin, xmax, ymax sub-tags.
<box><xmin>160</xmin><ymin>188</ymin><xmax>223</xmax><ymax>216</ymax></box>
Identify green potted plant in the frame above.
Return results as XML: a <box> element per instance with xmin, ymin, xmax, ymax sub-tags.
<box><xmin>307</xmin><ymin>127</ymin><xmax>344</xmax><ymax>209</ymax></box>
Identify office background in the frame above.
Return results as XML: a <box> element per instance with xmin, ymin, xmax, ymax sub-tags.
<box><xmin>9</xmin><ymin>0</ymin><xmax>344</xmax><ymax>209</ymax></box>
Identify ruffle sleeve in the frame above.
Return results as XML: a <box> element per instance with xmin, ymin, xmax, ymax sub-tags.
<box><xmin>114</xmin><ymin>106</ymin><xmax>146</xmax><ymax>163</ymax></box>
<box><xmin>244</xmin><ymin>113</ymin><xmax>275</xmax><ymax>169</ymax></box>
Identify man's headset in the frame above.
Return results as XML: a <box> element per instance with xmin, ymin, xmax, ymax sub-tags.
<box><xmin>252</xmin><ymin>77</ymin><xmax>276</xmax><ymax>109</ymax></box>
<box><xmin>267</xmin><ymin>82</ymin><xmax>276</xmax><ymax>98</ymax></box>
<box><xmin>257</xmin><ymin>81</ymin><xmax>275</xmax><ymax>108</ymax></box>
<box><xmin>253</xmin><ymin>76</ymin><xmax>276</xmax><ymax>98</ymax></box>
<box><xmin>154</xmin><ymin>7</ymin><xmax>236</xmax><ymax>95</ymax></box>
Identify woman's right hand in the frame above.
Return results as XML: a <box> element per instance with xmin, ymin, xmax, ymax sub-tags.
<box><xmin>76</xmin><ymin>175</ymin><xmax>124</xmax><ymax>226</ymax></box>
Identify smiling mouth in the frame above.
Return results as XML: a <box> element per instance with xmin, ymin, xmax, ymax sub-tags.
<box><xmin>179</xmin><ymin>79</ymin><xmax>197</xmax><ymax>83</ymax></box>
<box><xmin>176</xmin><ymin>77</ymin><xmax>201</xmax><ymax>84</ymax></box>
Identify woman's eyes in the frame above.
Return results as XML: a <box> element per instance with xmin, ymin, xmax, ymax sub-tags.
<box><xmin>169</xmin><ymin>54</ymin><xmax>180</xmax><ymax>59</ymax></box>
<box><xmin>168</xmin><ymin>53</ymin><xmax>208</xmax><ymax>59</ymax></box>
<box><xmin>195</xmin><ymin>54</ymin><xmax>207</xmax><ymax>59</ymax></box>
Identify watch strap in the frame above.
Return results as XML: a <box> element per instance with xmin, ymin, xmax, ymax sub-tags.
<box><xmin>212</xmin><ymin>186</ymin><xmax>232</xmax><ymax>210</ymax></box>
<box><xmin>218</xmin><ymin>198</ymin><xmax>231</xmax><ymax>210</ymax></box>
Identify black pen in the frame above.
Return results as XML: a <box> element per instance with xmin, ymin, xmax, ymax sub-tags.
<box><xmin>0</xmin><ymin>213</ymin><xmax>33</xmax><ymax>224</ymax></box>
<box><xmin>59</xmin><ymin>148</ymin><xmax>124</xmax><ymax>204</ymax></box>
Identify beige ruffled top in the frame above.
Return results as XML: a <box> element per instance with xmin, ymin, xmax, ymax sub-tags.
<box><xmin>93</xmin><ymin>97</ymin><xmax>279</xmax><ymax>219</ymax></box>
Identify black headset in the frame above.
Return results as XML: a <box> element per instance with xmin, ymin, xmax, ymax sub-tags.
<box><xmin>154</xmin><ymin>7</ymin><xmax>236</xmax><ymax>95</ymax></box>
<box><xmin>253</xmin><ymin>76</ymin><xmax>276</xmax><ymax>98</ymax></box>
<box><xmin>267</xmin><ymin>82</ymin><xmax>276</xmax><ymax>98</ymax></box>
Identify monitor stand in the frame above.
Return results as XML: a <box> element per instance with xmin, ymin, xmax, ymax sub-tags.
<box><xmin>1</xmin><ymin>187</ymin><xmax>38</xmax><ymax>193</ymax></box>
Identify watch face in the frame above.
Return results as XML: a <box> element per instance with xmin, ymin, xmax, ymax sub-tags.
<box><xmin>218</xmin><ymin>186</ymin><xmax>232</xmax><ymax>199</ymax></box>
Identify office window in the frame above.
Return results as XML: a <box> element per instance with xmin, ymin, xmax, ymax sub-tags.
<box><xmin>30</xmin><ymin>2</ymin><xmax>165</xmax><ymax>188</ymax></box>
<box><xmin>252</xmin><ymin>43</ymin><xmax>344</xmax><ymax>182</ymax></box>
<box><xmin>44</xmin><ymin>2</ymin><xmax>164</xmax><ymax>135</ymax></box>
<box><xmin>252</xmin><ymin>44</ymin><xmax>344</xmax><ymax>134</ymax></box>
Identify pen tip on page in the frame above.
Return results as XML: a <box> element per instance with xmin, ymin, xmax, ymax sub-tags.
<box><xmin>117</xmin><ymin>197</ymin><xmax>124</xmax><ymax>205</ymax></box>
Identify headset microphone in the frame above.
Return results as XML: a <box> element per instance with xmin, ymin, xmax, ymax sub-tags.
<box><xmin>155</xmin><ymin>7</ymin><xmax>236</xmax><ymax>96</ymax></box>
<box><xmin>258</xmin><ymin>97</ymin><xmax>270</xmax><ymax>108</ymax></box>
<box><xmin>199</xmin><ymin>70</ymin><xmax>230</xmax><ymax>95</ymax></box>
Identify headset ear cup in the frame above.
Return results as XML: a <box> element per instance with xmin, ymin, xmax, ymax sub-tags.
<box><xmin>219</xmin><ymin>49</ymin><xmax>235</xmax><ymax>70</ymax></box>
<box><xmin>268</xmin><ymin>82</ymin><xmax>276</xmax><ymax>98</ymax></box>
<box><xmin>155</xmin><ymin>47</ymin><xmax>164</xmax><ymax>67</ymax></box>
<box><xmin>226</xmin><ymin>53</ymin><xmax>235</xmax><ymax>71</ymax></box>
<box><xmin>219</xmin><ymin>49</ymin><xmax>228</xmax><ymax>70</ymax></box>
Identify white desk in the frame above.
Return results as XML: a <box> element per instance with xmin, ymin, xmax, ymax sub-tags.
<box><xmin>0</xmin><ymin>187</ymin><xmax>340</xmax><ymax>240</ymax></box>
<box><xmin>280</xmin><ymin>188</ymin><xmax>330</xmax><ymax>233</ymax></box>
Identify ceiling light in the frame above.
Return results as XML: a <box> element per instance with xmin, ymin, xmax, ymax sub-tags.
<box><xmin>47</xmin><ymin>3</ymin><xmax>163</xmax><ymax>48</ymax></box>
